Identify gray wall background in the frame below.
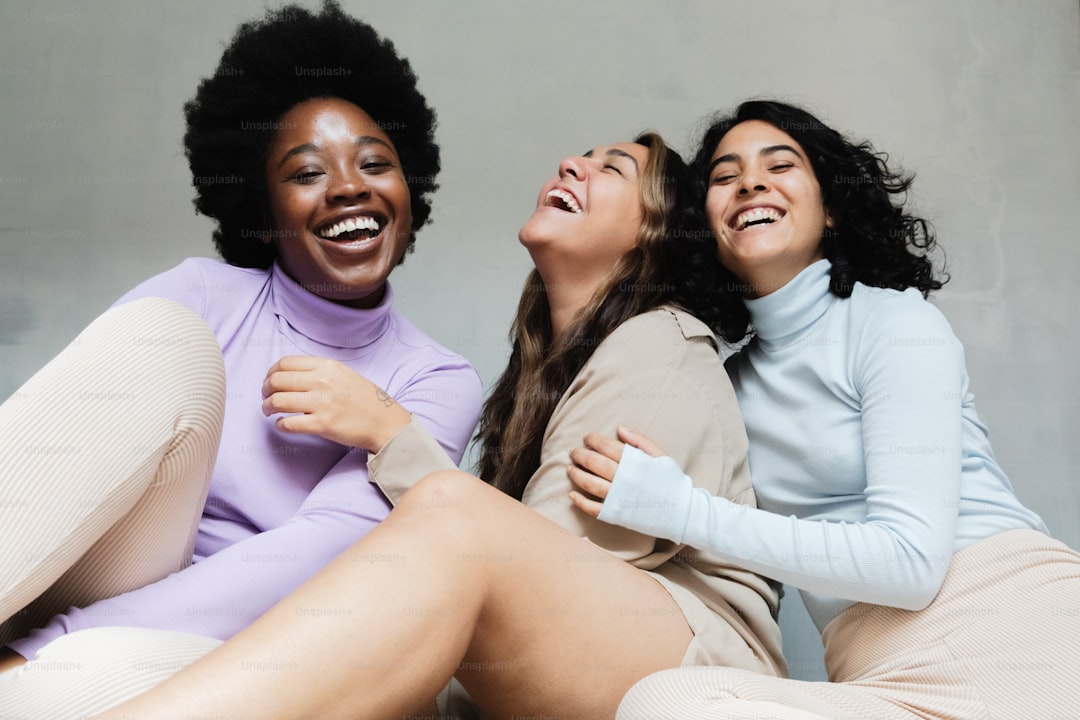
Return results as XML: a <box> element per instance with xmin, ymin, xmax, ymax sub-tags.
<box><xmin>2</xmin><ymin>0</ymin><xmax>1078</xmax><ymax>681</ymax></box>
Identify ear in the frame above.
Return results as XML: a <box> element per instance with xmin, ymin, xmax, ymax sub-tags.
<box><xmin>824</xmin><ymin>210</ymin><xmax>835</xmax><ymax>229</ymax></box>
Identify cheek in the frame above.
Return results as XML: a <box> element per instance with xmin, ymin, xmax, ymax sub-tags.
<box><xmin>384</xmin><ymin>175</ymin><xmax>411</xmax><ymax>206</ymax></box>
<box><xmin>616</xmin><ymin>202</ymin><xmax>644</xmax><ymax>250</ymax></box>
<box><xmin>704</xmin><ymin>192</ymin><xmax>728</xmax><ymax>234</ymax></box>
<box><xmin>266</xmin><ymin>187</ymin><xmax>301</xmax><ymax>229</ymax></box>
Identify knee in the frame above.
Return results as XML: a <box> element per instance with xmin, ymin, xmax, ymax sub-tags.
<box><xmin>117</xmin><ymin>298</ymin><xmax>225</xmax><ymax>416</ymax></box>
<box><xmin>394</xmin><ymin>470</ymin><xmax>500</xmax><ymax>540</ymax></box>
<box><xmin>112</xmin><ymin>298</ymin><xmax>220</xmax><ymax>363</ymax></box>
<box><xmin>400</xmin><ymin>470</ymin><xmax>489</xmax><ymax>515</ymax></box>
<box><xmin>107</xmin><ymin>297</ymin><xmax>211</xmax><ymax>341</ymax></box>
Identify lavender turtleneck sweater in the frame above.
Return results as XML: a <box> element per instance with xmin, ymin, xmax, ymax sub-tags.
<box><xmin>10</xmin><ymin>257</ymin><xmax>482</xmax><ymax>658</ymax></box>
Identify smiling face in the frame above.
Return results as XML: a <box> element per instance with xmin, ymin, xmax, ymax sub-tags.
<box><xmin>264</xmin><ymin>97</ymin><xmax>412</xmax><ymax>308</ymax></box>
<box><xmin>518</xmin><ymin>142</ymin><xmax>648</xmax><ymax>281</ymax></box>
<box><xmin>706</xmin><ymin>120</ymin><xmax>831</xmax><ymax>297</ymax></box>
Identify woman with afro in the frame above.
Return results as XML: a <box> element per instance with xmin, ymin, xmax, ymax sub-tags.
<box><xmin>0</xmin><ymin>1</ymin><xmax>482</xmax><ymax>713</ymax></box>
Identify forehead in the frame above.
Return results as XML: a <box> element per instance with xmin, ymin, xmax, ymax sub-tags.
<box><xmin>268</xmin><ymin>97</ymin><xmax>397</xmax><ymax>153</ymax></box>
<box><xmin>711</xmin><ymin>120</ymin><xmax>804</xmax><ymax>161</ymax></box>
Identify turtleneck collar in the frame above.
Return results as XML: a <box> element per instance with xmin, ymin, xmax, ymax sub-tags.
<box><xmin>744</xmin><ymin>259</ymin><xmax>835</xmax><ymax>345</ymax></box>
<box><xmin>269</xmin><ymin>262</ymin><xmax>393</xmax><ymax>350</ymax></box>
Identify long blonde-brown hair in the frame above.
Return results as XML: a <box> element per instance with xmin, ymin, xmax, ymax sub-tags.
<box><xmin>476</xmin><ymin>133</ymin><xmax>714</xmax><ymax>499</ymax></box>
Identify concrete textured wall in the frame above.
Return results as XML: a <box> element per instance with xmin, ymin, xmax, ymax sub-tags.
<box><xmin>2</xmin><ymin>0</ymin><xmax>1078</xmax><ymax>680</ymax></box>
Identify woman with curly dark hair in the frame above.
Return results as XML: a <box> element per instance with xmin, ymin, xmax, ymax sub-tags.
<box><xmin>0</xmin><ymin>1</ymin><xmax>482</xmax><ymax>713</ymax></box>
<box><xmin>570</xmin><ymin>100</ymin><xmax>1080</xmax><ymax>718</ymax></box>
<box><xmin>88</xmin><ymin>131</ymin><xmax>787</xmax><ymax>719</ymax></box>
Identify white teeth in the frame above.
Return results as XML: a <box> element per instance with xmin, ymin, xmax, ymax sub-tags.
<box><xmin>319</xmin><ymin>215</ymin><xmax>381</xmax><ymax>239</ymax></box>
<box><xmin>545</xmin><ymin>189</ymin><xmax>582</xmax><ymax>213</ymax></box>
<box><xmin>735</xmin><ymin>207</ymin><xmax>783</xmax><ymax>230</ymax></box>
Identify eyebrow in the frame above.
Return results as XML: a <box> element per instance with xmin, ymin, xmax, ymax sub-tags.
<box><xmin>708</xmin><ymin>144</ymin><xmax>803</xmax><ymax>173</ymax></box>
<box><xmin>582</xmin><ymin>147</ymin><xmax>640</xmax><ymax>173</ymax></box>
<box><xmin>277</xmin><ymin>136</ymin><xmax>393</xmax><ymax>168</ymax></box>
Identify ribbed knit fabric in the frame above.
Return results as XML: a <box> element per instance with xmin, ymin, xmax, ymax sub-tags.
<box><xmin>617</xmin><ymin>529</ymin><xmax>1080</xmax><ymax>719</ymax></box>
<box><xmin>0</xmin><ymin>627</ymin><xmax>222</xmax><ymax>717</ymax></box>
<box><xmin>1</xmin><ymin>298</ymin><xmax>226</xmax><ymax>643</ymax></box>
<box><xmin>0</xmin><ymin>298</ymin><xmax>226</xmax><ymax>715</ymax></box>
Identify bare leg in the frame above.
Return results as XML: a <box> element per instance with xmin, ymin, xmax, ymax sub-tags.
<box><xmin>97</xmin><ymin>470</ymin><xmax>695</xmax><ymax>720</ymax></box>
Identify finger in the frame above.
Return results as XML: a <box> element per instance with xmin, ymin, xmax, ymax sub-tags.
<box><xmin>262</xmin><ymin>391</ymin><xmax>315</xmax><ymax>417</ymax></box>
<box><xmin>616</xmin><ymin>426</ymin><xmax>667</xmax><ymax>458</ymax></box>
<box><xmin>273</xmin><ymin>355</ymin><xmax>326</xmax><ymax>372</ymax></box>
<box><xmin>566</xmin><ymin>464</ymin><xmax>611</xmax><ymax>501</ymax></box>
<box><xmin>263</xmin><ymin>356</ymin><xmax>314</xmax><ymax>380</ymax></box>
<box><xmin>568</xmin><ymin>447</ymin><xmax>619</xmax><ymax>483</ymax></box>
<box><xmin>262</xmin><ymin>370</ymin><xmax>317</xmax><ymax>399</ymax></box>
<box><xmin>568</xmin><ymin>490</ymin><xmax>604</xmax><ymax>519</ymax></box>
<box><xmin>274</xmin><ymin>413</ymin><xmax>324</xmax><ymax>436</ymax></box>
<box><xmin>580</xmin><ymin>433</ymin><xmax>625</xmax><ymax>463</ymax></box>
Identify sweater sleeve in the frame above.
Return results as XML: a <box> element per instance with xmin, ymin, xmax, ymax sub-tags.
<box><xmin>368</xmin><ymin>416</ymin><xmax>459</xmax><ymax>505</ymax></box>
<box><xmin>600</xmin><ymin>296</ymin><xmax>963</xmax><ymax>611</ymax></box>
<box><xmin>8</xmin><ymin>349</ymin><xmax>483</xmax><ymax>658</ymax></box>
<box><xmin>524</xmin><ymin>310</ymin><xmax>756</xmax><ymax>566</ymax></box>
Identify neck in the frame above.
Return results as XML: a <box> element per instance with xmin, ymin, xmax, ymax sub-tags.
<box><xmin>546</xmin><ymin>282</ymin><xmax>594</xmax><ymax>339</ymax></box>
<box><xmin>737</xmin><ymin>256</ymin><xmax>824</xmax><ymax>299</ymax></box>
<box><xmin>533</xmin><ymin>262</ymin><xmax>606</xmax><ymax>340</ymax></box>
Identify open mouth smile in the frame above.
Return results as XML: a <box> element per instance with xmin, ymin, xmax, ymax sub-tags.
<box><xmin>543</xmin><ymin>188</ymin><xmax>582</xmax><ymax>214</ymax></box>
<box><xmin>317</xmin><ymin>214</ymin><xmax>386</xmax><ymax>241</ymax></box>
<box><xmin>732</xmin><ymin>207</ymin><xmax>784</xmax><ymax>231</ymax></box>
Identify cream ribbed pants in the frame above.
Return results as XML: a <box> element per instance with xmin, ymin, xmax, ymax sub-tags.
<box><xmin>0</xmin><ymin>297</ymin><xmax>226</xmax><ymax>716</ymax></box>
<box><xmin>617</xmin><ymin>529</ymin><xmax>1080</xmax><ymax>720</ymax></box>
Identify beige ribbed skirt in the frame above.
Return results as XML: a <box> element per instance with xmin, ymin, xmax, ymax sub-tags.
<box><xmin>617</xmin><ymin>529</ymin><xmax>1080</xmax><ymax>719</ymax></box>
<box><xmin>1</xmin><ymin>297</ymin><xmax>226</xmax><ymax>716</ymax></box>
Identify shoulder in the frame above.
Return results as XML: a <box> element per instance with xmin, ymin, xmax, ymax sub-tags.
<box><xmin>597</xmin><ymin>305</ymin><xmax>719</xmax><ymax>361</ymax></box>
<box><xmin>115</xmin><ymin>257</ymin><xmax>268</xmax><ymax>315</ymax></box>
<box><xmin>385</xmin><ymin>308</ymin><xmax>479</xmax><ymax>371</ymax></box>
<box><xmin>127</xmin><ymin>257</ymin><xmax>268</xmax><ymax>294</ymax></box>
<box><xmin>381</xmin><ymin>309</ymin><xmax>483</xmax><ymax>405</ymax></box>
<box><xmin>847</xmin><ymin>283</ymin><xmax>956</xmax><ymax>345</ymax></box>
<box><xmin>178</xmin><ymin>257</ymin><xmax>268</xmax><ymax>287</ymax></box>
<box><xmin>579</xmin><ymin>306</ymin><xmax>734</xmax><ymax>408</ymax></box>
<box><xmin>845</xmin><ymin>284</ymin><xmax>964</xmax><ymax>389</ymax></box>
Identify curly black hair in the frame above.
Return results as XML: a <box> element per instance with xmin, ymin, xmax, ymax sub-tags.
<box><xmin>183</xmin><ymin>1</ymin><xmax>439</xmax><ymax>268</ymax></box>
<box><xmin>654</xmin><ymin>141</ymin><xmax>737</xmax><ymax>343</ymax></box>
<box><xmin>692</xmin><ymin>99</ymin><xmax>948</xmax><ymax>340</ymax></box>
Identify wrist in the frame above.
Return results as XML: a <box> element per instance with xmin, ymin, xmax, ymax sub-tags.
<box><xmin>369</xmin><ymin>404</ymin><xmax>413</xmax><ymax>454</ymax></box>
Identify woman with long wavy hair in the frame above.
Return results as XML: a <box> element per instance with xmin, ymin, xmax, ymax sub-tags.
<box><xmin>91</xmin><ymin>131</ymin><xmax>787</xmax><ymax>720</ymax></box>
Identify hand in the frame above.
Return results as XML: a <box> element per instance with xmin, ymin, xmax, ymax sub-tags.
<box><xmin>567</xmin><ymin>426</ymin><xmax>668</xmax><ymax>518</ymax></box>
<box><xmin>262</xmin><ymin>356</ymin><xmax>411</xmax><ymax>453</ymax></box>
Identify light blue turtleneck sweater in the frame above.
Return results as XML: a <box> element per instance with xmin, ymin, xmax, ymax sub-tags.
<box><xmin>599</xmin><ymin>259</ymin><xmax>1046</xmax><ymax>632</ymax></box>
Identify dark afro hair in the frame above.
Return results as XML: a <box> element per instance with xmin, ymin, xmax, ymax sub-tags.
<box><xmin>183</xmin><ymin>0</ymin><xmax>439</xmax><ymax>268</ymax></box>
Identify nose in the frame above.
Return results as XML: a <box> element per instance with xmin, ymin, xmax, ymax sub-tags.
<box><xmin>558</xmin><ymin>156</ymin><xmax>585</xmax><ymax>180</ymax></box>
<box><xmin>327</xmin><ymin>164</ymin><xmax>371</xmax><ymax>202</ymax></box>
<box><xmin>737</xmin><ymin>169</ymin><xmax>769</xmax><ymax>196</ymax></box>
